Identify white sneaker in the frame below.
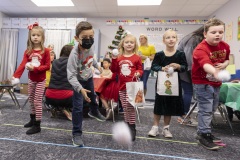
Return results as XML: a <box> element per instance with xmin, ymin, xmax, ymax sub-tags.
<box><xmin>148</xmin><ymin>126</ymin><xmax>159</xmax><ymax>137</ymax></box>
<box><xmin>162</xmin><ymin>127</ymin><xmax>173</xmax><ymax>138</ymax></box>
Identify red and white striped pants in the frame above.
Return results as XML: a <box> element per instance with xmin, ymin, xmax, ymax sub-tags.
<box><xmin>119</xmin><ymin>90</ymin><xmax>136</xmax><ymax>124</ymax></box>
<box><xmin>28</xmin><ymin>79</ymin><xmax>46</xmax><ymax>120</ymax></box>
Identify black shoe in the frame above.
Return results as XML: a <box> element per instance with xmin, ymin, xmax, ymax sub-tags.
<box><xmin>88</xmin><ymin>110</ymin><xmax>106</xmax><ymax>122</ymax></box>
<box><xmin>24</xmin><ymin>114</ymin><xmax>35</xmax><ymax>128</ymax></box>
<box><xmin>198</xmin><ymin>133</ymin><xmax>220</xmax><ymax>150</ymax></box>
<box><xmin>128</xmin><ymin>123</ymin><xmax>136</xmax><ymax>141</ymax></box>
<box><xmin>72</xmin><ymin>135</ymin><xmax>84</xmax><ymax>147</ymax></box>
<box><xmin>26</xmin><ymin>120</ymin><xmax>41</xmax><ymax>135</ymax></box>
<box><xmin>210</xmin><ymin>134</ymin><xmax>221</xmax><ymax>143</ymax></box>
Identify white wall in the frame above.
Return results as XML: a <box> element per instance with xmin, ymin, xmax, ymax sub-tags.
<box><xmin>210</xmin><ymin>0</ymin><xmax>240</xmax><ymax>69</ymax></box>
<box><xmin>87</xmin><ymin>18</ymin><xmax>203</xmax><ymax>57</ymax></box>
<box><xmin>0</xmin><ymin>12</ymin><xmax>6</xmax><ymax>28</ymax></box>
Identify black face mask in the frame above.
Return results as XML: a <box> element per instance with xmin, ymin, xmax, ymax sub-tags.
<box><xmin>81</xmin><ymin>38</ymin><xmax>94</xmax><ymax>49</ymax></box>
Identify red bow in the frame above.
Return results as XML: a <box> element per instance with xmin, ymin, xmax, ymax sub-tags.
<box><xmin>27</xmin><ymin>22</ymin><xmax>39</xmax><ymax>30</ymax></box>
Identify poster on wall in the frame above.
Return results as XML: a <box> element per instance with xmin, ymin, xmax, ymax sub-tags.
<box><xmin>20</xmin><ymin>18</ymin><xmax>30</xmax><ymax>28</ymax></box>
<box><xmin>238</xmin><ymin>17</ymin><xmax>240</xmax><ymax>41</ymax></box>
<box><xmin>225</xmin><ymin>22</ymin><xmax>233</xmax><ymax>42</ymax></box>
<box><xmin>2</xmin><ymin>18</ymin><xmax>11</xmax><ymax>28</ymax></box>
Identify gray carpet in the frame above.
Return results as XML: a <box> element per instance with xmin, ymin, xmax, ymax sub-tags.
<box><xmin>0</xmin><ymin>92</ymin><xmax>240</xmax><ymax>160</ymax></box>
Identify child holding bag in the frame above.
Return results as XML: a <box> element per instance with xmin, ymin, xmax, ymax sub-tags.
<box><xmin>111</xmin><ymin>34</ymin><xmax>143</xmax><ymax>141</ymax></box>
<box><xmin>148</xmin><ymin>29</ymin><xmax>188</xmax><ymax>138</ymax></box>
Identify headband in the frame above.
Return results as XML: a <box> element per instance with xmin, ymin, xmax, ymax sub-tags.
<box><xmin>28</xmin><ymin>22</ymin><xmax>39</xmax><ymax>30</ymax></box>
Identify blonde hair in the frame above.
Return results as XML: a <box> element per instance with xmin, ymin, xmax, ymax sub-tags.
<box><xmin>163</xmin><ymin>29</ymin><xmax>178</xmax><ymax>41</ymax></box>
<box><xmin>139</xmin><ymin>34</ymin><xmax>148</xmax><ymax>46</ymax></box>
<box><xmin>27</xmin><ymin>26</ymin><xmax>45</xmax><ymax>54</ymax></box>
<box><xmin>119</xmin><ymin>34</ymin><xmax>139</xmax><ymax>55</ymax></box>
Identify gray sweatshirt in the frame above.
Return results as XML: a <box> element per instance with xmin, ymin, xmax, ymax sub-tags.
<box><xmin>67</xmin><ymin>45</ymin><xmax>98</xmax><ymax>92</ymax></box>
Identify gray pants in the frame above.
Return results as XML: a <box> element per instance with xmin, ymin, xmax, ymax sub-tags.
<box><xmin>193</xmin><ymin>84</ymin><xmax>220</xmax><ymax>134</ymax></box>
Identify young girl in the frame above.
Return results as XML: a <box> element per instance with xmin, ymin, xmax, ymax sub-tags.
<box><xmin>111</xmin><ymin>34</ymin><xmax>143</xmax><ymax>141</ymax></box>
<box><xmin>100</xmin><ymin>58</ymin><xmax>119</xmax><ymax>120</ymax></box>
<box><xmin>12</xmin><ymin>22</ymin><xmax>50</xmax><ymax>135</ymax></box>
<box><xmin>148</xmin><ymin>29</ymin><xmax>187</xmax><ymax>138</ymax></box>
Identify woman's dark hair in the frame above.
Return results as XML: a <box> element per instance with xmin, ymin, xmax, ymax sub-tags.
<box><xmin>60</xmin><ymin>45</ymin><xmax>74</xmax><ymax>57</ymax></box>
<box><xmin>103</xmin><ymin>58</ymin><xmax>111</xmax><ymax>63</ymax></box>
<box><xmin>192</xmin><ymin>26</ymin><xmax>204</xmax><ymax>37</ymax></box>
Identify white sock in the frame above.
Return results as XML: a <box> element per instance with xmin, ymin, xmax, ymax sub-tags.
<box><xmin>163</xmin><ymin>125</ymin><xmax>170</xmax><ymax>129</ymax></box>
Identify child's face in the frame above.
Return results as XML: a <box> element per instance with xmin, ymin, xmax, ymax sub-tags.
<box><xmin>163</xmin><ymin>31</ymin><xmax>177</xmax><ymax>48</ymax></box>
<box><xmin>76</xmin><ymin>29</ymin><xmax>94</xmax><ymax>45</ymax></box>
<box><xmin>103</xmin><ymin>61</ymin><xmax>110</xmax><ymax>69</ymax></box>
<box><xmin>123</xmin><ymin>36</ymin><xmax>135</xmax><ymax>52</ymax></box>
<box><xmin>31</xmin><ymin>29</ymin><xmax>42</xmax><ymax>45</ymax></box>
<box><xmin>50</xmin><ymin>53</ymin><xmax>55</xmax><ymax>62</ymax></box>
<box><xmin>204</xmin><ymin>25</ymin><xmax>224</xmax><ymax>46</ymax></box>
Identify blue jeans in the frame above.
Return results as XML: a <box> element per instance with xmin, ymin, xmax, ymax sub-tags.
<box><xmin>141</xmin><ymin>64</ymin><xmax>151</xmax><ymax>89</ymax></box>
<box><xmin>181</xmin><ymin>80</ymin><xmax>193</xmax><ymax>114</ymax></box>
<box><xmin>193</xmin><ymin>84</ymin><xmax>220</xmax><ymax>134</ymax></box>
<box><xmin>72</xmin><ymin>77</ymin><xmax>98</xmax><ymax>136</ymax></box>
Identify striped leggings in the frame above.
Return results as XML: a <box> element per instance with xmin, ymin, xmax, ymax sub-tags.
<box><xmin>28</xmin><ymin>79</ymin><xmax>46</xmax><ymax>120</ymax></box>
<box><xmin>119</xmin><ymin>90</ymin><xmax>136</xmax><ymax>124</ymax></box>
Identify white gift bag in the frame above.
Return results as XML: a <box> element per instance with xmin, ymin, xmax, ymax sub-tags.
<box><xmin>157</xmin><ymin>71</ymin><xmax>179</xmax><ymax>96</ymax></box>
<box><xmin>126</xmin><ymin>81</ymin><xmax>145</xmax><ymax>107</ymax></box>
<box><xmin>144</xmin><ymin>58</ymin><xmax>151</xmax><ymax>70</ymax></box>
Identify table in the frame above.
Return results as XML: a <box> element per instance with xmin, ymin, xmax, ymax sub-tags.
<box><xmin>219</xmin><ymin>82</ymin><xmax>240</xmax><ymax>111</ymax></box>
<box><xmin>0</xmin><ymin>84</ymin><xmax>21</xmax><ymax>109</ymax></box>
<box><xmin>93</xmin><ymin>77</ymin><xmax>107</xmax><ymax>93</ymax></box>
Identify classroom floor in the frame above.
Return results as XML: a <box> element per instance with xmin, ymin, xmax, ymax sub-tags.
<box><xmin>0</xmin><ymin>93</ymin><xmax>240</xmax><ymax>160</ymax></box>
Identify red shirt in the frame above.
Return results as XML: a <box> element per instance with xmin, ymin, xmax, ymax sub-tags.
<box><xmin>192</xmin><ymin>40</ymin><xmax>230</xmax><ymax>87</ymax></box>
<box><xmin>13</xmin><ymin>48</ymin><xmax>51</xmax><ymax>82</ymax></box>
<box><xmin>111</xmin><ymin>54</ymin><xmax>143</xmax><ymax>91</ymax></box>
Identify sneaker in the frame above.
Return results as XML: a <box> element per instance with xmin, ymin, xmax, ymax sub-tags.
<box><xmin>198</xmin><ymin>133</ymin><xmax>220</xmax><ymax>150</ymax></box>
<box><xmin>162</xmin><ymin>127</ymin><xmax>173</xmax><ymax>138</ymax></box>
<box><xmin>72</xmin><ymin>135</ymin><xmax>84</xmax><ymax>147</ymax></box>
<box><xmin>210</xmin><ymin>134</ymin><xmax>221</xmax><ymax>143</ymax></box>
<box><xmin>88</xmin><ymin>110</ymin><xmax>106</xmax><ymax>122</ymax></box>
<box><xmin>148</xmin><ymin>126</ymin><xmax>159</xmax><ymax>137</ymax></box>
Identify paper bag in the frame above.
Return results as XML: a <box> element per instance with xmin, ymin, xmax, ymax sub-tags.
<box><xmin>157</xmin><ymin>71</ymin><xmax>179</xmax><ymax>96</ymax></box>
<box><xmin>126</xmin><ymin>81</ymin><xmax>145</xmax><ymax>107</ymax></box>
<box><xmin>144</xmin><ymin>58</ymin><xmax>151</xmax><ymax>70</ymax></box>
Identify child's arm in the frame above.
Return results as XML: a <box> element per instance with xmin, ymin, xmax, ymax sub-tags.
<box><xmin>13</xmin><ymin>51</ymin><xmax>28</xmax><ymax>78</ymax></box>
<box><xmin>110</xmin><ymin>57</ymin><xmax>119</xmax><ymax>74</ymax></box>
<box><xmin>151</xmin><ymin>52</ymin><xmax>163</xmax><ymax>72</ymax></box>
<box><xmin>92</xmin><ymin>58</ymin><xmax>102</xmax><ymax>73</ymax></box>
<box><xmin>135</xmin><ymin>56</ymin><xmax>143</xmax><ymax>78</ymax></box>
<box><xmin>203</xmin><ymin>63</ymin><xmax>219</xmax><ymax>79</ymax></box>
<box><xmin>32</xmin><ymin>49</ymin><xmax>51</xmax><ymax>73</ymax></box>
<box><xmin>214</xmin><ymin>60</ymin><xmax>229</xmax><ymax>70</ymax></box>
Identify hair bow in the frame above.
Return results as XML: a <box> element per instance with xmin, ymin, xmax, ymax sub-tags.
<box><xmin>27</xmin><ymin>22</ymin><xmax>39</xmax><ymax>30</ymax></box>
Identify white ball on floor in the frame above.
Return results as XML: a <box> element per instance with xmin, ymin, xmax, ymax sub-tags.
<box><xmin>112</xmin><ymin>122</ymin><xmax>132</xmax><ymax>146</ymax></box>
<box><xmin>112</xmin><ymin>49</ymin><xmax>119</xmax><ymax>56</ymax></box>
<box><xmin>167</xmin><ymin>67</ymin><xmax>174</xmax><ymax>74</ymax></box>
<box><xmin>11</xmin><ymin>78</ymin><xmax>20</xmax><ymax>85</ymax></box>
<box><xmin>218</xmin><ymin>70</ymin><xmax>231</xmax><ymax>82</ymax></box>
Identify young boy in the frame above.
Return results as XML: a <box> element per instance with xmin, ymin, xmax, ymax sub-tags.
<box><xmin>192</xmin><ymin>18</ymin><xmax>230</xmax><ymax>150</ymax></box>
<box><xmin>67</xmin><ymin>21</ymin><xmax>106</xmax><ymax>147</ymax></box>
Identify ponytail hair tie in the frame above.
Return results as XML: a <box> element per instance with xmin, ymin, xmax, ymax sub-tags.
<box><xmin>28</xmin><ymin>22</ymin><xmax>39</xmax><ymax>30</ymax></box>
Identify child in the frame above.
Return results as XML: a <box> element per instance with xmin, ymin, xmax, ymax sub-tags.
<box><xmin>192</xmin><ymin>18</ymin><xmax>230</xmax><ymax>150</ymax></box>
<box><xmin>67</xmin><ymin>21</ymin><xmax>105</xmax><ymax>147</ymax></box>
<box><xmin>111</xmin><ymin>34</ymin><xmax>143</xmax><ymax>141</ymax></box>
<box><xmin>12</xmin><ymin>22</ymin><xmax>50</xmax><ymax>135</ymax></box>
<box><xmin>100</xmin><ymin>58</ymin><xmax>119</xmax><ymax>120</ymax></box>
<box><xmin>148</xmin><ymin>29</ymin><xmax>187</xmax><ymax>138</ymax></box>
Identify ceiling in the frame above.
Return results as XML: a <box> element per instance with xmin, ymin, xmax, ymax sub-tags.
<box><xmin>0</xmin><ymin>0</ymin><xmax>230</xmax><ymax>18</ymax></box>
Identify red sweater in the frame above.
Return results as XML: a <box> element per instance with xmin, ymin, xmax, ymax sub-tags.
<box><xmin>192</xmin><ymin>40</ymin><xmax>230</xmax><ymax>87</ymax></box>
<box><xmin>13</xmin><ymin>48</ymin><xmax>51</xmax><ymax>82</ymax></box>
<box><xmin>111</xmin><ymin>54</ymin><xmax>143</xmax><ymax>91</ymax></box>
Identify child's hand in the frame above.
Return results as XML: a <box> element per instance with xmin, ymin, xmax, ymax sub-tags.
<box><xmin>26</xmin><ymin>64</ymin><xmax>34</xmax><ymax>71</ymax></box>
<box><xmin>169</xmin><ymin>63</ymin><xmax>180</xmax><ymax>70</ymax></box>
<box><xmin>214</xmin><ymin>63</ymin><xmax>226</xmax><ymax>69</ymax></box>
<box><xmin>134</xmin><ymin>72</ymin><xmax>140</xmax><ymax>77</ymax></box>
<box><xmin>80</xmin><ymin>88</ymin><xmax>91</xmax><ymax>102</ymax></box>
